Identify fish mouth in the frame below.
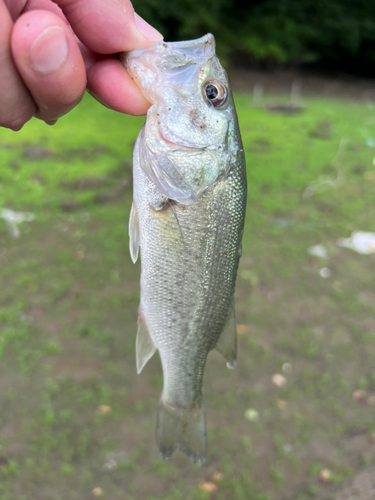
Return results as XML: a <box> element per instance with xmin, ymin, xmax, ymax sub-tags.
<box><xmin>165</xmin><ymin>33</ymin><xmax>214</xmax><ymax>47</ymax></box>
<box><xmin>123</xmin><ymin>34</ymin><xmax>215</xmax><ymax>61</ymax></box>
<box><xmin>156</xmin><ymin>33</ymin><xmax>215</xmax><ymax>51</ymax></box>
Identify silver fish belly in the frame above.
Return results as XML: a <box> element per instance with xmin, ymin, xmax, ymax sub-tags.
<box><xmin>122</xmin><ymin>34</ymin><xmax>246</xmax><ymax>464</ymax></box>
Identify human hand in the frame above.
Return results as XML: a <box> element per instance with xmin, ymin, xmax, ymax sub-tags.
<box><xmin>1</xmin><ymin>0</ymin><xmax>163</xmax><ymax>130</ymax></box>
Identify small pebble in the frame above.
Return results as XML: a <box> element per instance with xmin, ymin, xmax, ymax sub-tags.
<box><xmin>282</xmin><ymin>363</ymin><xmax>292</xmax><ymax>374</ymax></box>
<box><xmin>244</xmin><ymin>409</ymin><xmax>259</xmax><ymax>422</ymax></box>
<box><xmin>352</xmin><ymin>389</ymin><xmax>366</xmax><ymax>403</ymax></box>
<box><xmin>319</xmin><ymin>469</ymin><xmax>332</xmax><ymax>482</ymax></box>
<box><xmin>199</xmin><ymin>481</ymin><xmax>218</xmax><ymax>493</ymax></box>
<box><xmin>236</xmin><ymin>324</ymin><xmax>248</xmax><ymax>335</ymax></box>
<box><xmin>92</xmin><ymin>487</ymin><xmax>103</xmax><ymax>497</ymax></box>
<box><xmin>272</xmin><ymin>374</ymin><xmax>287</xmax><ymax>387</ymax></box>
<box><xmin>98</xmin><ymin>405</ymin><xmax>112</xmax><ymax>415</ymax></box>
<box><xmin>319</xmin><ymin>267</ymin><xmax>331</xmax><ymax>278</ymax></box>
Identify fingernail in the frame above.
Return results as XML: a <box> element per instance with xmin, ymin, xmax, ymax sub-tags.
<box><xmin>134</xmin><ymin>13</ymin><xmax>163</xmax><ymax>42</ymax></box>
<box><xmin>30</xmin><ymin>27</ymin><xmax>68</xmax><ymax>75</ymax></box>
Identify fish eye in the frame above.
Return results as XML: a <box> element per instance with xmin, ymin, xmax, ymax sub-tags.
<box><xmin>203</xmin><ymin>80</ymin><xmax>227</xmax><ymax>108</ymax></box>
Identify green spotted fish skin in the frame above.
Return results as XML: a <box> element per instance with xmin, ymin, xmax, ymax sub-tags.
<box><xmin>122</xmin><ymin>34</ymin><xmax>246</xmax><ymax>464</ymax></box>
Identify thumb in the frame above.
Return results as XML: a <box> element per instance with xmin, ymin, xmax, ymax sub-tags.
<box><xmin>52</xmin><ymin>0</ymin><xmax>163</xmax><ymax>54</ymax></box>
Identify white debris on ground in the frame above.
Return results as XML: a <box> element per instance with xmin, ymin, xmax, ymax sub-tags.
<box><xmin>0</xmin><ymin>208</ymin><xmax>35</xmax><ymax>238</ymax></box>
<box><xmin>102</xmin><ymin>451</ymin><xmax>128</xmax><ymax>471</ymax></box>
<box><xmin>337</xmin><ymin>231</ymin><xmax>375</xmax><ymax>254</ymax></box>
<box><xmin>302</xmin><ymin>172</ymin><xmax>344</xmax><ymax>199</ymax></box>
<box><xmin>308</xmin><ymin>244</ymin><xmax>329</xmax><ymax>259</ymax></box>
<box><xmin>103</xmin><ymin>458</ymin><xmax>117</xmax><ymax>471</ymax></box>
<box><xmin>92</xmin><ymin>487</ymin><xmax>103</xmax><ymax>497</ymax></box>
<box><xmin>272</xmin><ymin>374</ymin><xmax>287</xmax><ymax>387</ymax></box>
<box><xmin>244</xmin><ymin>408</ymin><xmax>259</xmax><ymax>422</ymax></box>
<box><xmin>319</xmin><ymin>469</ymin><xmax>332</xmax><ymax>482</ymax></box>
<box><xmin>365</xmin><ymin>137</ymin><xmax>375</xmax><ymax>148</ymax></box>
<box><xmin>303</xmin><ymin>136</ymin><xmax>346</xmax><ymax>199</ymax></box>
<box><xmin>319</xmin><ymin>267</ymin><xmax>332</xmax><ymax>278</ymax></box>
<box><xmin>282</xmin><ymin>362</ymin><xmax>292</xmax><ymax>374</ymax></box>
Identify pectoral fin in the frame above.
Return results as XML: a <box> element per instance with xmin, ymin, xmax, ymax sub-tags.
<box><xmin>214</xmin><ymin>303</ymin><xmax>237</xmax><ymax>369</ymax></box>
<box><xmin>136</xmin><ymin>312</ymin><xmax>157</xmax><ymax>374</ymax></box>
<box><xmin>129</xmin><ymin>202</ymin><xmax>140</xmax><ymax>264</ymax></box>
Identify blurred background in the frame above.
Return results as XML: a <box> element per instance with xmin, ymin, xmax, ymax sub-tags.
<box><xmin>134</xmin><ymin>0</ymin><xmax>375</xmax><ymax>76</ymax></box>
<box><xmin>1</xmin><ymin>1</ymin><xmax>375</xmax><ymax>499</ymax></box>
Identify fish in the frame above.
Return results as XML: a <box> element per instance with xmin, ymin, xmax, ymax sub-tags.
<box><xmin>121</xmin><ymin>33</ymin><xmax>246</xmax><ymax>465</ymax></box>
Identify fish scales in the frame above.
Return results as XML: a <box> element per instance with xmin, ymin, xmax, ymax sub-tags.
<box><xmin>122</xmin><ymin>33</ymin><xmax>246</xmax><ymax>464</ymax></box>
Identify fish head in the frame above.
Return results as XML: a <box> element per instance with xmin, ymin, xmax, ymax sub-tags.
<box><xmin>122</xmin><ymin>34</ymin><xmax>241</xmax><ymax>205</ymax></box>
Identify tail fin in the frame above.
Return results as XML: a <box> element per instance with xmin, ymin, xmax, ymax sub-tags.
<box><xmin>156</xmin><ymin>397</ymin><xmax>206</xmax><ymax>465</ymax></box>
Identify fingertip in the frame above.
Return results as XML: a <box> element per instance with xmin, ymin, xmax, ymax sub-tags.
<box><xmin>134</xmin><ymin>13</ymin><xmax>163</xmax><ymax>43</ymax></box>
<box><xmin>11</xmin><ymin>10</ymin><xmax>86</xmax><ymax>121</ymax></box>
<box><xmin>44</xmin><ymin>119</ymin><xmax>58</xmax><ymax>126</ymax></box>
<box><xmin>87</xmin><ymin>58</ymin><xmax>150</xmax><ymax>116</ymax></box>
<box><xmin>53</xmin><ymin>0</ymin><xmax>163</xmax><ymax>54</ymax></box>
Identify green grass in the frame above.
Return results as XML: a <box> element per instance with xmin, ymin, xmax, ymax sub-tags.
<box><xmin>0</xmin><ymin>91</ymin><xmax>375</xmax><ymax>499</ymax></box>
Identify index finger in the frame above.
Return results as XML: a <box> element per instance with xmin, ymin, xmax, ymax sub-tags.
<box><xmin>52</xmin><ymin>0</ymin><xmax>163</xmax><ymax>54</ymax></box>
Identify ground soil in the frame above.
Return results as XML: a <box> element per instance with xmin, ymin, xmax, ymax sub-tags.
<box><xmin>1</xmin><ymin>72</ymin><xmax>375</xmax><ymax>500</ymax></box>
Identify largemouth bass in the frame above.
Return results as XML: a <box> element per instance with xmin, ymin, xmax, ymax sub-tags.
<box><xmin>121</xmin><ymin>34</ymin><xmax>246</xmax><ymax>464</ymax></box>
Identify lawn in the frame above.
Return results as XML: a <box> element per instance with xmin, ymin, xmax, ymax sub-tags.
<box><xmin>0</xmin><ymin>90</ymin><xmax>375</xmax><ymax>500</ymax></box>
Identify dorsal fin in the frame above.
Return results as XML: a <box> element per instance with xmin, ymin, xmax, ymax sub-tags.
<box><xmin>136</xmin><ymin>311</ymin><xmax>157</xmax><ymax>374</ymax></box>
<box><xmin>214</xmin><ymin>303</ymin><xmax>237</xmax><ymax>369</ymax></box>
<box><xmin>129</xmin><ymin>202</ymin><xmax>140</xmax><ymax>264</ymax></box>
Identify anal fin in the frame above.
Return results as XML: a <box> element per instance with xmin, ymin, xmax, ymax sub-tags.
<box><xmin>129</xmin><ymin>202</ymin><xmax>140</xmax><ymax>264</ymax></box>
<box><xmin>136</xmin><ymin>312</ymin><xmax>157</xmax><ymax>374</ymax></box>
<box><xmin>214</xmin><ymin>303</ymin><xmax>237</xmax><ymax>369</ymax></box>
